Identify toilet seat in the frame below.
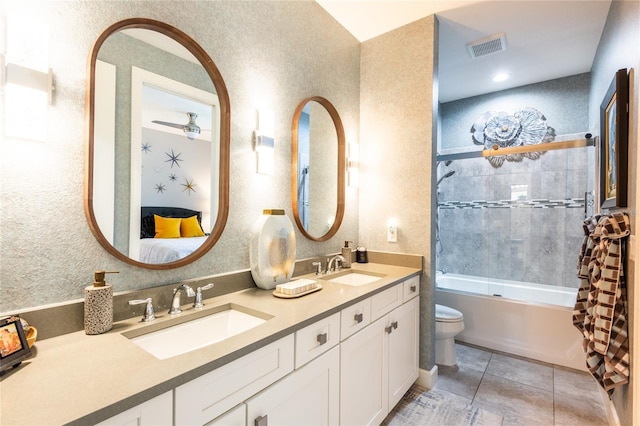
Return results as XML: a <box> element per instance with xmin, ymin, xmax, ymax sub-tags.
<box><xmin>435</xmin><ymin>304</ymin><xmax>463</xmax><ymax>323</ymax></box>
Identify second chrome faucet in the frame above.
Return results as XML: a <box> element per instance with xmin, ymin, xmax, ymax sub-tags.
<box><xmin>169</xmin><ymin>283</ymin><xmax>215</xmax><ymax>315</ymax></box>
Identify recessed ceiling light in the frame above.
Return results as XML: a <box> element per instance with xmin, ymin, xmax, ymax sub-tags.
<box><xmin>493</xmin><ymin>73</ymin><xmax>509</xmax><ymax>82</ymax></box>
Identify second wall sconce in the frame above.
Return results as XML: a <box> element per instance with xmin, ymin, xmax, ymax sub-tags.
<box><xmin>253</xmin><ymin>109</ymin><xmax>274</xmax><ymax>175</ymax></box>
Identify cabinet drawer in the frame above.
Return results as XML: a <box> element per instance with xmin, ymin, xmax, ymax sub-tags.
<box><xmin>175</xmin><ymin>334</ymin><xmax>294</xmax><ymax>425</ymax></box>
<box><xmin>340</xmin><ymin>297</ymin><xmax>371</xmax><ymax>340</ymax></box>
<box><xmin>403</xmin><ymin>275</ymin><xmax>420</xmax><ymax>302</ymax></box>
<box><xmin>371</xmin><ymin>284</ymin><xmax>403</xmax><ymax>320</ymax></box>
<box><xmin>295</xmin><ymin>312</ymin><xmax>340</xmax><ymax>368</ymax></box>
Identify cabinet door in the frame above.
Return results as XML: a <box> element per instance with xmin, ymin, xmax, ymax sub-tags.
<box><xmin>95</xmin><ymin>391</ymin><xmax>172</xmax><ymax>426</ymax></box>
<box><xmin>246</xmin><ymin>346</ymin><xmax>339</xmax><ymax>426</ymax></box>
<box><xmin>340</xmin><ymin>316</ymin><xmax>388</xmax><ymax>426</ymax></box>
<box><xmin>388</xmin><ymin>297</ymin><xmax>419</xmax><ymax>408</ymax></box>
<box><xmin>175</xmin><ymin>335</ymin><xmax>294</xmax><ymax>425</ymax></box>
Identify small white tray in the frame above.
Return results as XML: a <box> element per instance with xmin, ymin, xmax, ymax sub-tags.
<box><xmin>273</xmin><ymin>284</ymin><xmax>323</xmax><ymax>299</ymax></box>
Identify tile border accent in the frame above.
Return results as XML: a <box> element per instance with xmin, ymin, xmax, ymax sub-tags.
<box><xmin>439</xmin><ymin>198</ymin><xmax>585</xmax><ymax>210</ymax></box>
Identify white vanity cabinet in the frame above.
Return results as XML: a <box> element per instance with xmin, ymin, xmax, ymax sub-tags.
<box><xmin>340</xmin><ymin>280</ymin><xmax>420</xmax><ymax>426</ymax></box>
<box><xmin>96</xmin><ymin>391</ymin><xmax>173</xmax><ymax>426</ymax></box>
<box><xmin>99</xmin><ymin>272</ymin><xmax>420</xmax><ymax>426</ymax></box>
<box><xmin>246</xmin><ymin>346</ymin><xmax>340</xmax><ymax>426</ymax></box>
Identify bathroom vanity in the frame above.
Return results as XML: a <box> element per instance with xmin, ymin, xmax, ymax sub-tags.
<box><xmin>0</xmin><ymin>262</ymin><xmax>421</xmax><ymax>425</ymax></box>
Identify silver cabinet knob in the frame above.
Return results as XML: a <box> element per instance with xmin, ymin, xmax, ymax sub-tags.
<box><xmin>317</xmin><ymin>333</ymin><xmax>328</xmax><ymax>345</ymax></box>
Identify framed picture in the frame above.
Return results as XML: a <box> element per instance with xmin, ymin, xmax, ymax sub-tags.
<box><xmin>599</xmin><ymin>68</ymin><xmax>629</xmax><ymax>209</ymax></box>
<box><xmin>0</xmin><ymin>316</ymin><xmax>31</xmax><ymax>374</ymax></box>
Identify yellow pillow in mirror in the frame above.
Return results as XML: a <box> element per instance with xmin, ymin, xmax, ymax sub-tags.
<box><xmin>181</xmin><ymin>215</ymin><xmax>205</xmax><ymax>238</ymax></box>
<box><xmin>154</xmin><ymin>215</ymin><xmax>181</xmax><ymax>238</ymax></box>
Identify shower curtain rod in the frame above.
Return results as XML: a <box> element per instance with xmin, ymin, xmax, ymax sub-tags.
<box><xmin>436</xmin><ymin>134</ymin><xmax>596</xmax><ymax>162</ymax></box>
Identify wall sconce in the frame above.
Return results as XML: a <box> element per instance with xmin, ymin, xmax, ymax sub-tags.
<box><xmin>253</xmin><ymin>109</ymin><xmax>274</xmax><ymax>175</ymax></box>
<box><xmin>347</xmin><ymin>142</ymin><xmax>359</xmax><ymax>188</ymax></box>
<box><xmin>387</xmin><ymin>218</ymin><xmax>398</xmax><ymax>243</ymax></box>
<box><xmin>3</xmin><ymin>60</ymin><xmax>54</xmax><ymax>140</ymax></box>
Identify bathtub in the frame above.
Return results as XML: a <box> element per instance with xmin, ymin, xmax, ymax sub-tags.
<box><xmin>435</xmin><ymin>273</ymin><xmax>586</xmax><ymax>371</ymax></box>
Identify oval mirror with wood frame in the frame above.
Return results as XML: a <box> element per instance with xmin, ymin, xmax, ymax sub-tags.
<box><xmin>85</xmin><ymin>18</ymin><xmax>230</xmax><ymax>269</ymax></box>
<box><xmin>291</xmin><ymin>97</ymin><xmax>345</xmax><ymax>241</ymax></box>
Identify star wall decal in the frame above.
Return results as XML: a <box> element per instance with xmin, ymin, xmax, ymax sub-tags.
<box><xmin>155</xmin><ymin>183</ymin><xmax>166</xmax><ymax>194</ymax></box>
<box><xmin>154</xmin><ymin>165</ymin><xmax>162</xmax><ymax>173</ymax></box>
<box><xmin>181</xmin><ymin>178</ymin><xmax>197</xmax><ymax>195</ymax></box>
<box><xmin>169</xmin><ymin>174</ymin><xmax>178</xmax><ymax>182</ymax></box>
<box><xmin>165</xmin><ymin>149</ymin><xmax>183</xmax><ymax>168</ymax></box>
<box><xmin>142</xmin><ymin>142</ymin><xmax>152</xmax><ymax>153</ymax></box>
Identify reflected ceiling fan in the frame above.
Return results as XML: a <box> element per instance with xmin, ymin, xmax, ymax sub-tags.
<box><xmin>152</xmin><ymin>112</ymin><xmax>201</xmax><ymax>140</ymax></box>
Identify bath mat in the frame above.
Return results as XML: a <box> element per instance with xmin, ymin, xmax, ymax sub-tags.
<box><xmin>382</xmin><ymin>385</ymin><xmax>503</xmax><ymax>426</ymax></box>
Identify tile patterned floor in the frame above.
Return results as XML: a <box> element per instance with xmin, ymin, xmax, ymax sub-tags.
<box><xmin>387</xmin><ymin>343</ymin><xmax>610</xmax><ymax>426</ymax></box>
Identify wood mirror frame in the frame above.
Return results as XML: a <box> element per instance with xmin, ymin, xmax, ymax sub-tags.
<box><xmin>84</xmin><ymin>18</ymin><xmax>230</xmax><ymax>269</ymax></box>
<box><xmin>291</xmin><ymin>96</ymin><xmax>345</xmax><ymax>241</ymax></box>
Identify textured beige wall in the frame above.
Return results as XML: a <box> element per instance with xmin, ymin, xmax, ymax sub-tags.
<box><xmin>0</xmin><ymin>0</ymin><xmax>360</xmax><ymax>312</ymax></box>
<box><xmin>360</xmin><ymin>16</ymin><xmax>438</xmax><ymax>369</ymax></box>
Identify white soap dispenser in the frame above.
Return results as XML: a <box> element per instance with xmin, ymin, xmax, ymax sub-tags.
<box><xmin>341</xmin><ymin>241</ymin><xmax>353</xmax><ymax>268</ymax></box>
<box><xmin>84</xmin><ymin>270</ymin><xmax>118</xmax><ymax>335</ymax></box>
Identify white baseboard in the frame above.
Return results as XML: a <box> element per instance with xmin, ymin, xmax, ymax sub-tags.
<box><xmin>416</xmin><ymin>365</ymin><xmax>438</xmax><ymax>390</ymax></box>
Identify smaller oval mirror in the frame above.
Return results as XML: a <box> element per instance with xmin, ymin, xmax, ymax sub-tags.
<box><xmin>292</xmin><ymin>97</ymin><xmax>345</xmax><ymax>241</ymax></box>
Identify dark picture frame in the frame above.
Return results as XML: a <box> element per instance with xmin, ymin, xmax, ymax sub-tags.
<box><xmin>0</xmin><ymin>316</ymin><xmax>31</xmax><ymax>374</ymax></box>
<box><xmin>599</xmin><ymin>68</ymin><xmax>629</xmax><ymax>209</ymax></box>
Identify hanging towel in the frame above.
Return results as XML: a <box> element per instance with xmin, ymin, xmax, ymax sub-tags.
<box><xmin>573</xmin><ymin>212</ymin><xmax>630</xmax><ymax>394</ymax></box>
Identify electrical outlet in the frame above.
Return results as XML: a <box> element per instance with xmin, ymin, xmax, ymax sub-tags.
<box><xmin>387</xmin><ymin>226</ymin><xmax>397</xmax><ymax>243</ymax></box>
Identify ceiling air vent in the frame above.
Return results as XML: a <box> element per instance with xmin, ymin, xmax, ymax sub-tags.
<box><xmin>467</xmin><ymin>33</ymin><xmax>507</xmax><ymax>58</ymax></box>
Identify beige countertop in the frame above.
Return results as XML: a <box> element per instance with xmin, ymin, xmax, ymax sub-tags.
<box><xmin>0</xmin><ymin>262</ymin><xmax>421</xmax><ymax>425</ymax></box>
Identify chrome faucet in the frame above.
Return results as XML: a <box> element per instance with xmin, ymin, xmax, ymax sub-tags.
<box><xmin>169</xmin><ymin>284</ymin><xmax>196</xmax><ymax>315</ymax></box>
<box><xmin>327</xmin><ymin>254</ymin><xmax>346</xmax><ymax>273</ymax></box>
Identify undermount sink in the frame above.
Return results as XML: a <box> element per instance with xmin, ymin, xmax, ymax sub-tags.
<box><xmin>126</xmin><ymin>305</ymin><xmax>270</xmax><ymax>360</ymax></box>
<box><xmin>324</xmin><ymin>270</ymin><xmax>386</xmax><ymax>286</ymax></box>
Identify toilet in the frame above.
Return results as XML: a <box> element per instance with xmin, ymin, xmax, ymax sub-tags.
<box><xmin>435</xmin><ymin>304</ymin><xmax>465</xmax><ymax>366</ymax></box>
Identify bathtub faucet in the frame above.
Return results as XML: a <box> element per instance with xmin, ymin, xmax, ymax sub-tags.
<box><xmin>436</xmin><ymin>268</ymin><xmax>446</xmax><ymax>275</ymax></box>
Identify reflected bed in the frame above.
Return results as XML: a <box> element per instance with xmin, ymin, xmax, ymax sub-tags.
<box><xmin>139</xmin><ymin>206</ymin><xmax>206</xmax><ymax>264</ymax></box>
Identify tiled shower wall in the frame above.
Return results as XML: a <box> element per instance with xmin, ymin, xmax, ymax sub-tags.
<box><xmin>437</xmin><ymin>146</ymin><xmax>593</xmax><ymax>288</ymax></box>
<box><xmin>437</xmin><ymin>73</ymin><xmax>592</xmax><ymax>289</ymax></box>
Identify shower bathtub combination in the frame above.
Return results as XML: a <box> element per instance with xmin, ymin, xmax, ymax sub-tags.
<box><xmin>434</xmin><ymin>134</ymin><xmax>595</xmax><ymax>372</ymax></box>
<box><xmin>435</xmin><ymin>273</ymin><xmax>585</xmax><ymax>370</ymax></box>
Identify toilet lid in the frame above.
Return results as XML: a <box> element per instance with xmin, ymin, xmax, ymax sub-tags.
<box><xmin>435</xmin><ymin>304</ymin><xmax>463</xmax><ymax>322</ymax></box>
